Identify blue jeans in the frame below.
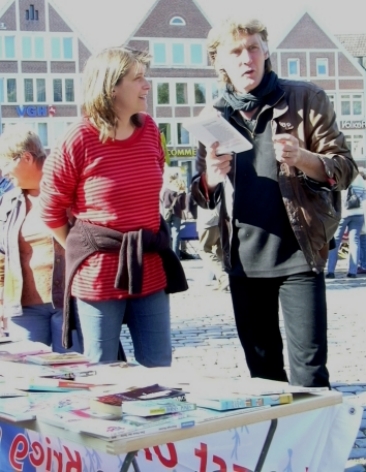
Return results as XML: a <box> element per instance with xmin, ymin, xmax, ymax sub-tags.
<box><xmin>360</xmin><ymin>233</ymin><xmax>366</xmax><ymax>269</ymax></box>
<box><xmin>167</xmin><ymin>215</ymin><xmax>182</xmax><ymax>257</ymax></box>
<box><xmin>76</xmin><ymin>290</ymin><xmax>172</xmax><ymax>366</ymax></box>
<box><xmin>327</xmin><ymin>214</ymin><xmax>365</xmax><ymax>275</ymax></box>
<box><xmin>7</xmin><ymin>303</ymin><xmax>83</xmax><ymax>353</ymax></box>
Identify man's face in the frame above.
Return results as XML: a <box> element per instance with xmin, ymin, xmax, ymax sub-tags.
<box><xmin>216</xmin><ymin>32</ymin><xmax>269</xmax><ymax>94</ymax></box>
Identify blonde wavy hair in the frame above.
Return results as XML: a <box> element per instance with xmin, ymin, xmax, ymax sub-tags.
<box><xmin>207</xmin><ymin>17</ymin><xmax>271</xmax><ymax>86</ymax></box>
<box><xmin>82</xmin><ymin>46</ymin><xmax>151</xmax><ymax>143</ymax></box>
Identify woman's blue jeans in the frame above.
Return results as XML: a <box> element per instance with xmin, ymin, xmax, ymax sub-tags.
<box><xmin>327</xmin><ymin>214</ymin><xmax>364</xmax><ymax>275</ymax></box>
<box><xmin>76</xmin><ymin>290</ymin><xmax>172</xmax><ymax>366</ymax></box>
<box><xmin>7</xmin><ymin>303</ymin><xmax>83</xmax><ymax>353</ymax></box>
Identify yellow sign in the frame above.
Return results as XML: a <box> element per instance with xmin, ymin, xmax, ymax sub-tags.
<box><xmin>168</xmin><ymin>147</ymin><xmax>197</xmax><ymax>158</ymax></box>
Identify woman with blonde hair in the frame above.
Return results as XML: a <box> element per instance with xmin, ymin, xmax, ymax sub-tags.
<box><xmin>39</xmin><ymin>46</ymin><xmax>187</xmax><ymax>364</ymax></box>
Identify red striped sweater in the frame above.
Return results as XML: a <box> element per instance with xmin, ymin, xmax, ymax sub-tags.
<box><xmin>39</xmin><ymin>114</ymin><xmax>167</xmax><ymax>300</ymax></box>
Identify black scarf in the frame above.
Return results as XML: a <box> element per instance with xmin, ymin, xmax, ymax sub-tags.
<box><xmin>222</xmin><ymin>71</ymin><xmax>278</xmax><ymax>112</ymax></box>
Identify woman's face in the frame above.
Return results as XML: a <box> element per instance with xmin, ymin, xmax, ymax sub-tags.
<box><xmin>1</xmin><ymin>152</ymin><xmax>41</xmax><ymax>190</ymax></box>
<box><xmin>113</xmin><ymin>62</ymin><xmax>151</xmax><ymax>117</ymax></box>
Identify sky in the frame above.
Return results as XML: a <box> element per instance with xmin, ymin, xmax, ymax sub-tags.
<box><xmin>0</xmin><ymin>0</ymin><xmax>364</xmax><ymax>51</ymax></box>
<box><xmin>7</xmin><ymin>0</ymin><xmax>364</xmax><ymax>52</ymax></box>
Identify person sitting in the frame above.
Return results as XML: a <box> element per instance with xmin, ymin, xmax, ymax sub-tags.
<box><xmin>0</xmin><ymin>124</ymin><xmax>82</xmax><ymax>352</ymax></box>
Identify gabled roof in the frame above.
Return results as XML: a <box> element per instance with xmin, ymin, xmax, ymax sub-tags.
<box><xmin>336</xmin><ymin>34</ymin><xmax>366</xmax><ymax>58</ymax></box>
<box><xmin>128</xmin><ymin>0</ymin><xmax>212</xmax><ymax>40</ymax></box>
<box><xmin>276</xmin><ymin>12</ymin><xmax>337</xmax><ymax>49</ymax></box>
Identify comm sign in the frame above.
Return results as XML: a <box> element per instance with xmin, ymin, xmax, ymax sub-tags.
<box><xmin>168</xmin><ymin>147</ymin><xmax>197</xmax><ymax>158</ymax></box>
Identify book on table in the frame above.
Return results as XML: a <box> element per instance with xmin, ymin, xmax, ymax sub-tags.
<box><xmin>90</xmin><ymin>383</ymin><xmax>186</xmax><ymax>416</ymax></box>
<box><xmin>184</xmin><ymin>392</ymin><xmax>293</xmax><ymax>411</ymax></box>
<box><xmin>25</xmin><ymin>352</ymin><xmax>90</xmax><ymax>365</ymax></box>
<box><xmin>37</xmin><ymin>409</ymin><xmax>197</xmax><ymax>440</ymax></box>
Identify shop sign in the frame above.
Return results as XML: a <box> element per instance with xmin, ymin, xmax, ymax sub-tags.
<box><xmin>340</xmin><ymin>120</ymin><xmax>366</xmax><ymax>129</ymax></box>
<box><xmin>168</xmin><ymin>147</ymin><xmax>197</xmax><ymax>158</ymax></box>
<box><xmin>16</xmin><ymin>105</ymin><xmax>56</xmax><ymax>117</ymax></box>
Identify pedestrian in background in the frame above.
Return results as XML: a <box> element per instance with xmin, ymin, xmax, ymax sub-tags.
<box><xmin>161</xmin><ymin>167</ymin><xmax>187</xmax><ymax>258</ymax></box>
<box><xmin>196</xmin><ymin>203</ymin><xmax>229</xmax><ymax>291</ymax></box>
<box><xmin>39</xmin><ymin>46</ymin><xmax>187</xmax><ymax>365</ymax></box>
<box><xmin>0</xmin><ymin>124</ymin><xmax>82</xmax><ymax>351</ymax></box>
<box><xmin>326</xmin><ymin>173</ymin><xmax>366</xmax><ymax>278</ymax></box>
<box><xmin>191</xmin><ymin>16</ymin><xmax>357</xmax><ymax>387</ymax></box>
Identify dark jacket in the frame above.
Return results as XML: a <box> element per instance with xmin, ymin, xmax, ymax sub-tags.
<box><xmin>62</xmin><ymin>217</ymin><xmax>188</xmax><ymax>348</ymax></box>
<box><xmin>191</xmin><ymin>78</ymin><xmax>358</xmax><ymax>273</ymax></box>
<box><xmin>161</xmin><ymin>188</ymin><xmax>186</xmax><ymax>219</ymax></box>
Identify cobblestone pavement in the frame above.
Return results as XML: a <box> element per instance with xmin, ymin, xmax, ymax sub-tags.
<box><xmin>121</xmin><ymin>255</ymin><xmax>366</xmax><ymax>471</ymax></box>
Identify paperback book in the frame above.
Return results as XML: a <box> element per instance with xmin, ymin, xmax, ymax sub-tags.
<box><xmin>39</xmin><ymin>409</ymin><xmax>197</xmax><ymax>440</ymax></box>
<box><xmin>121</xmin><ymin>399</ymin><xmax>196</xmax><ymax>417</ymax></box>
<box><xmin>25</xmin><ymin>352</ymin><xmax>89</xmax><ymax>365</ymax></box>
<box><xmin>184</xmin><ymin>392</ymin><xmax>293</xmax><ymax>411</ymax></box>
<box><xmin>90</xmin><ymin>383</ymin><xmax>186</xmax><ymax>416</ymax></box>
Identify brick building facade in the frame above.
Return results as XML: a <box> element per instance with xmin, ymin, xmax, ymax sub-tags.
<box><xmin>0</xmin><ymin>0</ymin><xmax>92</xmax><ymax>150</ymax></box>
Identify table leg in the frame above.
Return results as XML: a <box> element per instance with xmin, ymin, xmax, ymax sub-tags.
<box><xmin>254</xmin><ymin>418</ymin><xmax>278</xmax><ymax>472</ymax></box>
<box><xmin>120</xmin><ymin>451</ymin><xmax>141</xmax><ymax>472</ymax></box>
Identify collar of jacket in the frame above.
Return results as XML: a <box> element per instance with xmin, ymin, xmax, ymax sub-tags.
<box><xmin>213</xmin><ymin>82</ymin><xmax>288</xmax><ymax>123</ymax></box>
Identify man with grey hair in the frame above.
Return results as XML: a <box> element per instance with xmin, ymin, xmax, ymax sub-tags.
<box><xmin>191</xmin><ymin>16</ymin><xmax>358</xmax><ymax>387</ymax></box>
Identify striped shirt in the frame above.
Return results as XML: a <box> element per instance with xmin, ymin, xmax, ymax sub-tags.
<box><xmin>39</xmin><ymin>114</ymin><xmax>167</xmax><ymax>300</ymax></box>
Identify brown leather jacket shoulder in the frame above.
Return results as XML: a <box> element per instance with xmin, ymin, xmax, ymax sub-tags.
<box><xmin>191</xmin><ymin>78</ymin><xmax>359</xmax><ymax>273</ymax></box>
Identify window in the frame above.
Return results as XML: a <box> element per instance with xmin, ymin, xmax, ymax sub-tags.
<box><xmin>288</xmin><ymin>59</ymin><xmax>299</xmax><ymax>77</ymax></box>
<box><xmin>22</xmin><ymin>36</ymin><xmax>44</xmax><ymax>59</ymax></box>
<box><xmin>51</xmin><ymin>37</ymin><xmax>73</xmax><ymax>60</ymax></box>
<box><xmin>158</xmin><ymin>123</ymin><xmax>172</xmax><ymax>145</ymax></box>
<box><xmin>316</xmin><ymin>58</ymin><xmax>328</xmax><ymax>76</ymax></box>
<box><xmin>177</xmin><ymin>123</ymin><xmax>190</xmax><ymax>145</ymax></box>
<box><xmin>190</xmin><ymin>44</ymin><xmax>203</xmax><ymax>65</ymax></box>
<box><xmin>53</xmin><ymin>78</ymin><xmax>75</xmax><ymax>102</ymax></box>
<box><xmin>170</xmin><ymin>16</ymin><xmax>185</xmax><ymax>25</ymax></box>
<box><xmin>25</xmin><ymin>4</ymin><xmax>39</xmax><ymax>20</ymax></box>
<box><xmin>151</xmin><ymin>40</ymin><xmax>207</xmax><ymax>67</ymax></box>
<box><xmin>157</xmin><ymin>83</ymin><xmax>170</xmax><ymax>105</ymax></box>
<box><xmin>0</xmin><ymin>36</ymin><xmax>15</xmax><ymax>59</ymax></box>
<box><xmin>172</xmin><ymin>44</ymin><xmax>184</xmax><ymax>65</ymax></box>
<box><xmin>23</xmin><ymin>78</ymin><xmax>46</xmax><ymax>103</ymax></box>
<box><xmin>340</xmin><ymin>94</ymin><xmax>363</xmax><ymax>117</ymax></box>
<box><xmin>6</xmin><ymin>78</ymin><xmax>17</xmax><ymax>103</ymax></box>
<box><xmin>176</xmin><ymin>83</ymin><xmax>188</xmax><ymax>104</ymax></box>
<box><xmin>37</xmin><ymin>123</ymin><xmax>48</xmax><ymax>147</ymax></box>
<box><xmin>194</xmin><ymin>83</ymin><xmax>206</xmax><ymax>104</ymax></box>
<box><xmin>153</xmin><ymin>43</ymin><xmax>166</xmax><ymax>65</ymax></box>
<box><xmin>327</xmin><ymin>93</ymin><xmax>336</xmax><ymax>111</ymax></box>
<box><xmin>344</xmin><ymin>133</ymin><xmax>364</xmax><ymax>158</ymax></box>
<box><xmin>211</xmin><ymin>82</ymin><xmax>219</xmax><ymax>101</ymax></box>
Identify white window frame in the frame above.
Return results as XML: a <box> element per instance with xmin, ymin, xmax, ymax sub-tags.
<box><xmin>316</xmin><ymin>58</ymin><xmax>328</xmax><ymax>77</ymax></box>
<box><xmin>23</xmin><ymin>77</ymin><xmax>47</xmax><ymax>103</ymax></box>
<box><xmin>154</xmin><ymin>79</ymin><xmax>220</xmax><ymax>108</ymax></box>
<box><xmin>150</xmin><ymin>39</ymin><xmax>206</xmax><ymax>67</ymax></box>
<box><xmin>343</xmin><ymin>132</ymin><xmax>364</xmax><ymax>159</ymax></box>
<box><xmin>21</xmin><ymin>35</ymin><xmax>45</xmax><ymax>60</ymax></box>
<box><xmin>50</xmin><ymin>36</ymin><xmax>74</xmax><ymax>61</ymax></box>
<box><xmin>327</xmin><ymin>93</ymin><xmax>336</xmax><ymax>113</ymax></box>
<box><xmin>156</xmin><ymin>119</ymin><xmax>192</xmax><ymax>147</ymax></box>
<box><xmin>340</xmin><ymin>93</ymin><xmax>363</xmax><ymax>118</ymax></box>
<box><xmin>287</xmin><ymin>58</ymin><xmax>300</xmax><ymax>78</ymax></box>
<box><xmin>52</xmin><ymin>77</ymin><xmax>76</xmax><ymax>103</ymax></box>
<box><xmin>169</xmin><ymin>16</ymin><xmax>186</xmax><ymax>26</ymax></box>
<box><xmin>0</xmin><ymin>35</ymin><xmax>16</xmax><ymax>59</ymax></box>
<box><xmin>1</xmin><ymin>77</ymin><xmax>18</xmax><ymax>104</ymax></box>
